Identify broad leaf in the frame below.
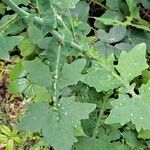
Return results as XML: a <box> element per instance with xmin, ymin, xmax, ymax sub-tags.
<box><xmin>13</xmin><ymin>0</ymin><xmax>29</xmax><ymax>5</ymax></box>
<box><xmin>71</xmin><ymin>1</ymin><xmax>90</xmax><ymax>22</ymax></box>
<box><xmin>8</xmin><ymin>78</ymin><xmax>30</xmax><ymax>94</ymax></box>
<box><xmin>105</xmin><ymin>82</ymin><xmax>150</xmax><ymax>131</ymax></box>
<box><xmin>126</xmin><ymin>0</ymin><xmax>140</xmax><ymax>19</ymax></box>
<box><xmin>18</xmin><ymin>97</ymin><xmax>96</xmax><ymax>150</ymax></box>
<box><xmin>23</xmin><ymin>58</ymin><xmax>52</xmax><ymax>88</ymax></box>
<box><xmin>97</xmin><ymin>26</ymin><xmax>126</xmax><ymax>44</ymax></box>
<box><xmin>0</xmin><ymin>34</ymin><xmax>23</xmax><ymax>60</ymax></box>
<box><xmin>27</xmin><ymin>23</ymin><xmax>44</xmax><ymax>44</ymax></box>
<box><xmin>116</xmin><ymin>43</ymin><xmax>148</xmax><ymax>82</ymax></box>
<box><xmin>18</xmin><ymin>38</ymin><xmax>36</xmax><ymax>57</ymax></box>
<box><xmin>106</xmin><ymin>0</ymin><xmax>122</xmax><ymax>10</ymax></box>
<box><xmin>36</xmin><ymin>0</ymin><xmax>56</xmax><ymax>29</ymax></box>
<box><xmin>82</xmin><ymin>60</ymin><xmax>121</xmax><ymax>92</ymax></box>
<box><xmin>51</xmin><ymin>0</ymin><xmax>80</xmax><ymax>9</ymax></box>
<box><xmin>75</xmin><ymin>136</ymin><xmax>117</xmax><ymax>150</ymax></box>
<box><xmin>58</xmin><ymin>59</ymin><xmax>86</xmax><ymax>89</ymax></box>
<box><xmin>0</xmin><ymin>3</ymin><xmax>6</xmax><ymax>15</ymax></box>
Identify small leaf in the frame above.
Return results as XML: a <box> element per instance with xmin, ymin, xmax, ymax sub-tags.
<box><xmin>23</xmin><ymin>58</ymin><xmax>52</xmax><ymax>88</ymax></box>
<box><xmin>126</xmin><ymin>0</ymin><xmax>140</xmax><ymax>19</ymax></box>
<box><xmin>0</xmin><ymin>34</ymin><xmax>23</xmax><ymax>60</ymax></box>
<box><xmin>6</xmin><ymin>139</ymin><xmax>14</xmax><ymax>150</ymax></box>
<box><xmin>106</xmin><ymin>0</ymin><xmax>121</xmax><ymax>10</ymax></box>
<box><xmin>58</xmin><ymin>59</ymin><xmax>86</xmax><ymax>89</ymax></box>
<box><xmin>27</xmin><ymin>23</ymin><xmax>44</xmax><ymax>44</ymax></box>
<box><xmin>97</xmin><ymin>26</ymin><xmax>126</xmax><ymax>44</ymax></box>
<box><xmin>105</xmin><ymin>82</ymin><xmax>150</xmax><ymax>131</ymax></box>
<box><xmin>7</xmin><ymin>78</ymin><xmax>30</xmax><ymax>94</ymax></box>
<box><xmin>0</xmin><ymin>125</ymin><xmax>11</xmax><ymax>136</ymax></box>
<box><xmin>116</xmin><ymin>43</ymin><xmax>148</xmax><ymax>82</ymax></box>
<box><xmin>0</xmin><ymin>3</ymin><xmax>6</xmax><ymax>15</ymax></box>
<box><xmin>9</xmin><ymin>63</ymin><xmax>26</xmax><ymax>80</ymax></box>
<box><xmin>138</xmin><ymin>129</ymin><xmax>150</xmax><ymax>139</ymax></box>
<box><xmin>71</xmin><ymin>1</ymin><xmax>90</xmax><ymax>22</ymax></box>
<box><xmin>18</xmin><ymin>38</ymin><xmax>36</xmax><ymax>57</ymax></box>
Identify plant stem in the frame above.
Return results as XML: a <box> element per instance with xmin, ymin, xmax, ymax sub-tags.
<box><xmin>2</xmin><ymin>0</ymin><xmax>29</xmax><ymax>16</ymax></box>
<box><xmin>92</xmin><ymin>91</ymin><xmax>112</xmax><ymax>139</ymax></box>
<box><xmin>2</xmin><ymin>0</ymin><xmax>83</xmax><ymax>52</ymax></box>
<box><xmin>53</xmin><ymin>45</ymin><xmax>61</xmax><ymax>106</ymax></box>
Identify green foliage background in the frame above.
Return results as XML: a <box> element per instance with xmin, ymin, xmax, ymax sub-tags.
<box><xmin>0</xmin><ymin>0</ymin><xmax>150</xmax><ymax>149</ymax></box>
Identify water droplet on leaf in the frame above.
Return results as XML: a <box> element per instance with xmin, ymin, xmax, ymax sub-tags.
<box><xmin>130</xmin><ymin>113</ymin><xmax>134</xmax><ymax>117</ymax></box>
<box><xmin>64</xmin><ymin>112</ymin><xmax>68</xmax><ymax>116</ymax></box>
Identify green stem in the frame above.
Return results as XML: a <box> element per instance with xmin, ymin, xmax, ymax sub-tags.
<box><xmin>2</xmin><ymin>0</ymin><xmax>29</xmax><ymax>16</ymax></box>
<box><xmin>92</xmin><ymin>0</ymin><xmax>107</xmax><ymax>9</ymax></box>
<box><xmin>92</xmin><ymin>91</ymin><xmax>112</xmax><ymax>139</ymax></box>
<box><xmin>2</xmin><ymin>0</ymin><xmax>83</xmax><ymax>52</ymax></box>
<box><xmin>53</xmin><ymin>45</ymin><xmax>61</xmax><ymax>106</ymax></box>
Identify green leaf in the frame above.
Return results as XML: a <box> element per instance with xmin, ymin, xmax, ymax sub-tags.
<box><xmin>58</xmin><ymin>59</ymin><xmax>86</xmax><ymax>89</ymax></box>
<box><xmin>126</xmin><ymin>0</ymin><xmax>140</xmax><ymax>19</ymax></box>
<box><xmin>97</xmin><ymin>9</ymin><xmax>123</xmax><ymax>23</ymax></box>
<box><xmin>36</xmin><ymin>0</ymin><xmax>56</xmax><ymax>30</ymax></box>
<box><xmin>7</xmin><ymin>78</ymin><xmax>30</xmax><ymax>94</ymax></box>
<box><xmin>51</xmin><ymin>0</ymin><xmax>80</xmax><ymax>9</ymax></box>
<box><xmin>9</xmin><ymin>63</ymin><xmax>26</xmax><ymax>80</ymax></box>
<box><xmin>34</xmin><ymin>87</ymin><xmax>51</xmax><ymax>103</ymax></box>
<box><xmin>106</xmin><ymin>0</ymin><xmax>122</xmax><ymax>10</ymax></box>
<box><xmin>6</xmin><ymin>139</ymin><xmax>14</xmax><ymax>150</ymax></box>
<box><xmin>71</xmin><ymin>1</ymin><xmax>90</xmax><ymax>22</ymax></box>
<box><xmin>93</xmin><ymin>41</ymin><xmax>121</xmax><ymax>57</ymax></box>
<box><xmin>142</xmin><ymin>70</ymin><xmax>150</xmax><ymax>84</ymax></box>
<box><xmin>116</xmin><ymin>43</ymin><xmax>148</xmax><ymax>82</ymax></box>
<box><xmin>27</xmin><ymin>23</ymin><xmax>44</xmax><ymax>44</ymax></box>
<box><xmin>123</xmin><ymin>131</ymin><xmax>138</xmax><ymax>148</ymax></box>
<box><xmin>18</xmin><ymin>103</ymin><xmax>50</xmax><ymax>132</ymax></box>
<box><xmin>136</xmin><ymin>0</ymin><xmax>150</xmax><ymax>9</ymax></box>
<box><xmin>23</xmin><ymin>58</ymin><xmax>52</xmax><ymax>88</ymax></box>
<box><xmin>105</xmin><ymin>82</ymin><xmax>150</xmax><ymax>131</ymax></box>
<box><xmin>82</xmin><ymin>59</ymin><xmax>122</xmax><ymax>92</ymax></box>
<box><xmin>18</xmin><ymin>97</ymin><xmax>96</xmax><ymax>150</ymax></box>
<box><xmin>0</xmin><ymin>3</ymin><xmax>6</xmax><ymax>15</ymax></box>
<box><xmin>13</xmin><ymin>0</ymin><xmax>30</xmax><ymax>5</ymax></box>
<box><xmin>4</xmin><ymin>17</ymin><xmax>26</xmax><ymax>35</ymax></box>
<box><xmin>0</xmin><ymin>125</ymin><xmax>11</xmax><ymax>136</ymax></box>
<box><xmin>18</xmin><ymin>38</ymin><xmax>37</xmax><ymax>57</ymax></box>
<box><xmin>75</xmin><ymin>136</ymin><xmax>117</xmax><ymax>150</ymax></box>
<box><xmin>0</xmin><ymin>34</ymin><xmax>23</xmax><ymax>60</ymax></box>
<box><xmin>97</xmin><ymin>26</ymin><xmax>126</xmax><ymax>44</ymax></box>
<box><xmin>138</xmin><ymin>129</ymin><xmax>150</xmax><ymax>139</ymax></box>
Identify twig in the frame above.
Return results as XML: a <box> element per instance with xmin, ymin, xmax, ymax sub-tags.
<box><xmin>92</xmin><ymin>91</ymin><xmax>112</xmax><ymax>139</ymax></box>
<box><xmin>53</xmin><ymin>45</ymin><xmax>61</xmax><ymax>106</ymax></box>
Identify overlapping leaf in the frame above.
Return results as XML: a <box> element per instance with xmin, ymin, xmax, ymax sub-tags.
<box><xmin>22</xmin><ymin>58</ymin><xmax>52</xmax><ymax>88</ymax></box>
<box><xmin>51</xmin><ymin>0</ymin><xmax>80</xmax><ymax>9</ymax></box>
<box><xmin>0</xmin><ymin>34</ymin><xmax>23</xmax><ymax>60</ymax></box>
<box><xmin>126</xmin><ymin>0</ymin><xmax>140</xmax><ymax>19</ymax></box>
<box><xmin>81</xmin><ymin>60</ymin><xmax>122</xmax><ymax>92</ymax></box>
<box><xmin>18</xmin><ymin>97</ymin><xmax>96</xmax><ymax>150</ymax></box>
<box><xmin>58</xmin><ymin>59</ymin><xmax>86</xmax><ymax>89</ymax></box>
<box><xmin>75</xmin><ymin>136</ymin><xmax>117</xmax><ymax>150</ymax></box>
<box><xmin>116</xmin><ymin>43</ymin><xmax>148</xmax><ymax>82</ymax></box>
<box><xmin>105</xmin><ymin>82</ymin><xmax>150</xmax><ymax>131</ymax></box>
<box><xmin>97</xmin><ymin>26</ymin><xmax>126</xmax><ymax>44</ymax></box>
